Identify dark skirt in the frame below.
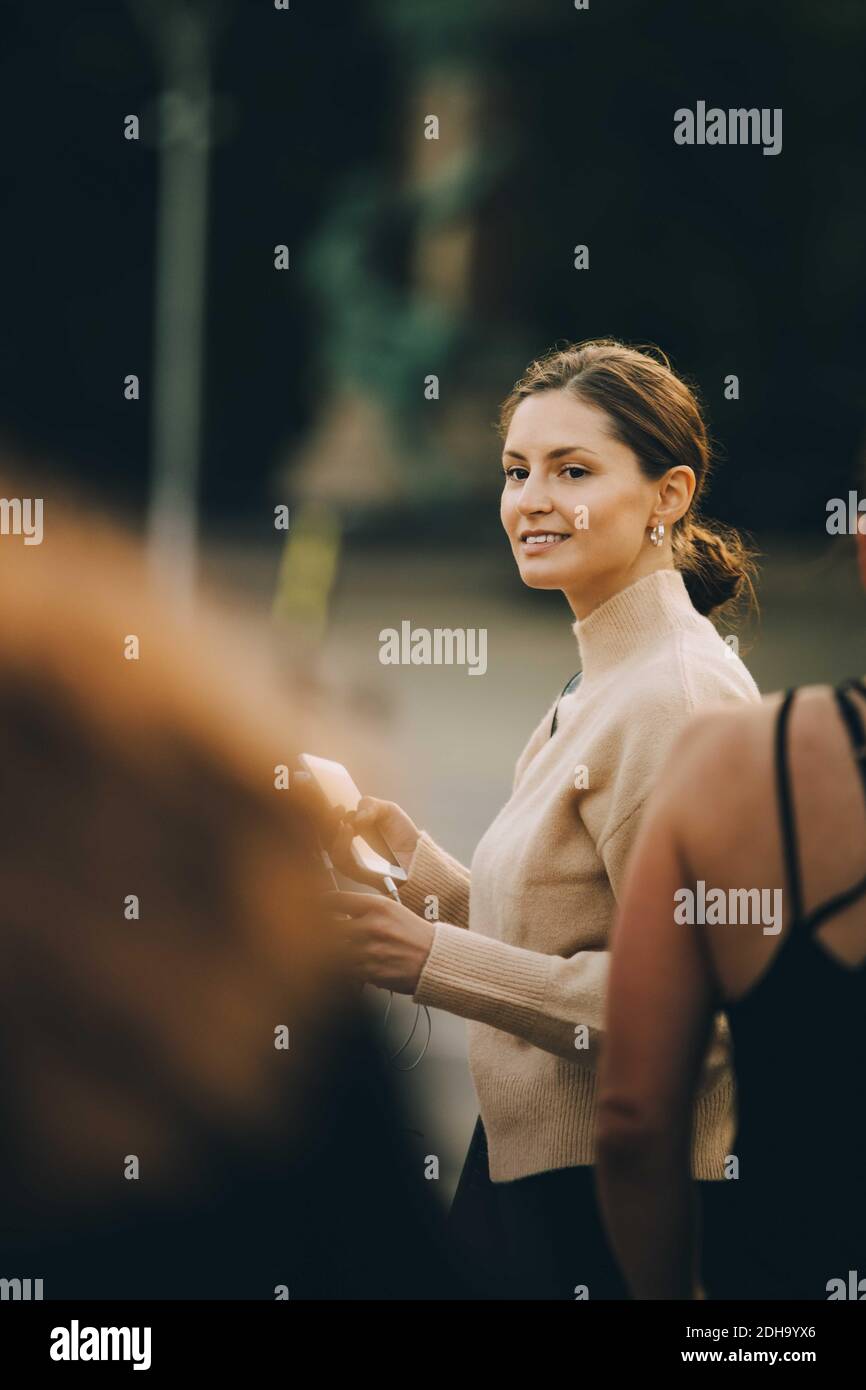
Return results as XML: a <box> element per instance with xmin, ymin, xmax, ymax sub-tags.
<box><xmin>448</xmin><ymin>1117</ymin><xmax>734</xmax><ymax>1300</ymax></box>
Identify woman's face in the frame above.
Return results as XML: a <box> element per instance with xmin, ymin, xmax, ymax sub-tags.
<box><xmin>500</xmin><ymin>388</ymin><xmax>664</xmax><ymax>618</ymax></box>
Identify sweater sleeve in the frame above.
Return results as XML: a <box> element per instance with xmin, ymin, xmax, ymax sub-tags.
<box><xmin>410</xmin><ymin>714</ymin><xmax>664</xmax><ymax>1065</ymax></box>
<box><xmin>398</xmin><ymin>830</ymin><xmax>471</xmax><ymax>928</ymax></box>
<box><xmin>413</xmin><ymin>796</ymin><xmax>731</xmax><ymax>1093</ymax></box>
<box><xmin>408</xmin><ymin>695</ymin><xmax>633</xmax><ymax>1063</ymax></box>
<box><xmin>413</xmin><ymin>921</ymin><xmax>609</xmax><ymax>1065</ymax></box>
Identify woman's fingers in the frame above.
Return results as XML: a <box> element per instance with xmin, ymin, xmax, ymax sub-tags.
<box><xmin>322</xmin><ymin>889</ymin><xmax>379</xmax><ymax>915</ymax></box>
<box><xmin>350</xmin><ymin>797</ymin><xmax>420</xmax><ymax>866</ymax></box>
<box><xmin>327</xmin><ymin>821</ymin><xmax>394</xmax><ymax>888</ymax></box>
<box><xmin>349</xmin><ymin>797</ymin><xmax>386</xmax><ymax>836</ymax></box>
<box><xmin>326</xmin><ymin>796</ymin><xmax>421</xmax><ymax>879</ymax></box>
<box><xmin>321</xmin><ymin>891</ymin><xmax>434</xmax><ymax>994</ymax></box>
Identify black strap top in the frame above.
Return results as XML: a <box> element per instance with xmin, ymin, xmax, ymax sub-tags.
<box><xmin>775</xmin><ymin>676</ymin><xmax>866</xmax><ymax>937</ymax></box>
<box><xmin>721</xmin><ymin>679</ymin><xmax>866</xmax><ymax>1298</ymax></box>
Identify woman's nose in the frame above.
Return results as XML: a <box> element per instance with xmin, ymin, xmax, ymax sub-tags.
<box><xmin>517</xmin><ymin>482</ymin><xmax>554</xmax><ymax>515</ymax></box>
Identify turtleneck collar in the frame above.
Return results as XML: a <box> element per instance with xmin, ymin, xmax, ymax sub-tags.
<box><xmin>571</xmin><ymin>567</ymin><xmax>708</xmax><ymax>684</ymax></box>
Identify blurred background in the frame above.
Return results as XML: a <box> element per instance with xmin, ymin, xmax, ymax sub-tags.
<box><xmin>2</xmin><ymin>0</ymin><xmax>866</xmax><ymax>1198</ymax></box>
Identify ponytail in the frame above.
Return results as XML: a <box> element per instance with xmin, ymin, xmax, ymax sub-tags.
<box><xmin>674</xmin><ymin>517</ymin><xmax>757</xmax><ymax>618</ymax></box>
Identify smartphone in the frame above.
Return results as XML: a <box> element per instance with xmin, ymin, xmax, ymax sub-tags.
<box><xmin>297</xmin><ymin>753</ymin><xmax>408</xmax><ymax>884</ymax></box>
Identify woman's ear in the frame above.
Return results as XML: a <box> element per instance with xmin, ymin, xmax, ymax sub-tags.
<box><xmin>654</xmin><ymin>465</ymin><xmax>696</xmax><ymax>527</ymax></box>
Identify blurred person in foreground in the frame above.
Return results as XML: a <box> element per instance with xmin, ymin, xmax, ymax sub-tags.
<box><xmin>0</xmin><ymin>479</ymin><xmax>461</xmax><ymax>1299</ymax></box>
<box><xmin>598</xmin><ymin>513</ymin><xmax>866</xmax><ymax>1299</ymax></box>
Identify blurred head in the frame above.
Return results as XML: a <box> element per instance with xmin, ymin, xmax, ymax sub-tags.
<box><xmin>498</xmin><ymin>339</ymin><xmax>755</xmax><ymax>620</ymax></box>
<box><xmin>0</xmin><ymin>475</ymin><xmax>467</xmax><ymax>1298</ymax></box>
<box><xmin>0</xmin><ymin>481</ymin><xmax>342</xmax><ymax>1235</ymax></box>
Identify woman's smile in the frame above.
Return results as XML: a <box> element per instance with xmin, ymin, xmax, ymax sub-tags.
<box><xmin>519</xmin><ymin>529</ymin><xmax>572</xmax><ymax>554</ymax></box>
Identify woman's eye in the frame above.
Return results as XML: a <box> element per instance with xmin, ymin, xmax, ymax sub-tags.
<box><xmin>502</xmin><ymin>464</ymin><xmax>585</xmax><ymax>481</ymax></box>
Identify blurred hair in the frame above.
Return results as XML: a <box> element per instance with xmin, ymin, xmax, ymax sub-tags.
<box><xmin>499</xmin><ymin>339</ymin><xmax>758</xmax><ymax>618</ymax></box>
<box><xmin>0</xmin><ymin>477</ymin><xmax>469</xmax><ymax>1300</ymax></box>
<box><xmin>0</xmin><ymin>480</ymin><xmax>341</xmax><ymax>1233</ymax></box>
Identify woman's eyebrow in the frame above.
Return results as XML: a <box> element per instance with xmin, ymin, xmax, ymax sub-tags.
<box><xmin>503</xmin><ymin>445</ymin><xmax>600</xmax><ymax>460</ymax></box>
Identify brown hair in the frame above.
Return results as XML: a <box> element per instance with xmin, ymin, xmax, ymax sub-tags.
<box><xmin>498</xmin><ymin>339</ymin><xmax>757</xmax><ymax>618</ymax></box>
<box><xmin>0</xmin><ymin>478</ymin><xmax>341</xmax><ymax>1225</ymax></box>
<box><xmin>0</xmin><ymin>473</ymin><xmax>468</xmax><ymax>1299</ymax></box>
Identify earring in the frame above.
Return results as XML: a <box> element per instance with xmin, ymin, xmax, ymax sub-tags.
<box><xmin>649</xmin><ymin>521</ymin><xmax>665</xmax><ymax>547</ymax></box>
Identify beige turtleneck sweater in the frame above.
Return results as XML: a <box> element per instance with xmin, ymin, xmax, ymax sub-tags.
<box><xmin>399</xmin><ymin>568</ymin><xmax>760</xmax><ymax>1183</ymax></box>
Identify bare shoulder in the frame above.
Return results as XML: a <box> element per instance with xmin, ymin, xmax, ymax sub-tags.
<box><xmin>780</xmin><ymin>680</ymin><xmax>864</xmax><ymax>772</ymax></box>
<box><xmin>676</xmin><ymin>683</ymin><xmax>848</xmax><ymax>794</ymax></box>
<box><xmin>682</xmin><ymin>693</ymin><xmax>779</xmax><ymax>758</ymax></box>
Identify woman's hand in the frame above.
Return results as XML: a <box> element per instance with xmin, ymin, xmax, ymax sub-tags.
<box><xmin>329</xmin><ymin>796</ymin><xmax>421</xmax><ymax>888</ymax></box>
<box><xmin>323</xmin><ymin>890</ymin><xmax>436</xmax><ymax>994</ymax></box>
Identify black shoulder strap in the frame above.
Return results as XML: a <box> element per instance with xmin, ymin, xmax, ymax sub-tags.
<box><xmin>834</xmin><ymin>681</ymin><xmax>866</xmax><ymax>815</ymax></box>
<box><xmin>775</xmin><ymin>688</ymin><xmax>805</xmax><ymax>926</ymax></box>
<box><xmin>549</xmin><ymin>670</ymin><xmax>583</xmax><ymax>738</ymax></box>
<box><xmin>794</xmin><ymin>680</ymin><xmax>866</xmax><ymax>936</ymax></box>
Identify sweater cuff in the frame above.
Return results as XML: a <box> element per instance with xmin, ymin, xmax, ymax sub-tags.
<box><xmin>413</xmin><ymin>921</ymin><xmax>552</xmax><ymax>1034</ymax></box>
<box><xmin>398</xmin><ymin>830</ymin><xmax>471</xmax><ymax>928</ymax></box>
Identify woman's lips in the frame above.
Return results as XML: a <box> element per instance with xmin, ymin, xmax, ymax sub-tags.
<box><xmin>519</xmin><ymin>534</ymin><xmax>571</xmax><ymax>554</ymax></box>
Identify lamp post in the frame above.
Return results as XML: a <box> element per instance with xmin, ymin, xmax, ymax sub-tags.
<box><xmin>129</xmin><ymin>0</ymin><xmax>229</xmax><ymax>607</ymax></box>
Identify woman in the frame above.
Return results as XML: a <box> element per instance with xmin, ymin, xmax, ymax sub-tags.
<box><xmin>327</xmin><ymin>339</ymin><xmax>761</xmax><ymax>1299</ymax></box>
<box><xmin>597</xmin><ymin>522</ymin><xmax>866</xmax><ymax>1300</ymax></box>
